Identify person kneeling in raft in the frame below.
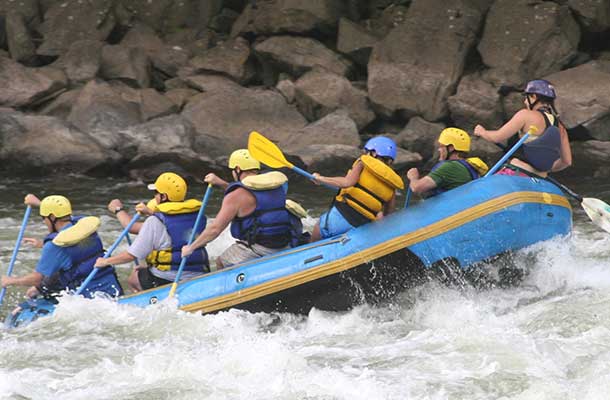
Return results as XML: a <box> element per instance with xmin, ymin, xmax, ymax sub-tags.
<box><xmin>310</xmin><ymin>136</ymin><xmax>404</xmax><ymax>241</ymax></box>
<box><xmin>407</xmin><ymin>128</ymin><xmax>488</xmax><ymax>197</ymax></box>
<box><xmin>1</xmin><ymin>194</ymin><xmax>123</xmax><ymax>299</ymax></box>
<box><xmin>95</xmin><ymin>173</ymin><xmax>210</xmax><ymax>292</ymax></box>
<box><xmin>182</xmin><ymin>149</ymin><xmax>307</xmax><ymax>268</ymax></box>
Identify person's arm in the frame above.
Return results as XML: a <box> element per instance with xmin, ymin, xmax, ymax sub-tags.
<box><xmin>551</xmin><ymin>123</ymin><xmax>573</xmax><ymax>172</ymax></box>
<box><xmin>312</xmin><ymin>161</ymin><xmax>363</xmax><ymax>188</ymax></box>
<box><xmin>182</xmin><ymin>192</ymin><xmax>241</xmax><ymax>256</ymax></box>
<box><xmin>406</xmin><ymin>168</ymin><xmax>438</xmax><ymax>194</ymax></box>
<box><xmin>1</xmin><ymin>271</ymin><xmax>43</xmax><ymax>288</ymax></box>
<box><xmin>108</xmin><ymin>199</ymin><xmax>143</xmax><ymax>233</ymax></box>
<box><xmin>380</xmin><ymin>192</ymin><xmax>397</xmax><ymax>217</ymax></box>
<box><xmin>24</xmin><ymin>194</ymin><xmax>41</xmax><ymax>207</ymax></box>
<box><xmin>474</xmin><ymin>110</ymin><xmax>528</xmax><ymax>143</ymax></box>
<box><xmin>205</xmin><ymin>173</ymin><xmax>230</xmax><ymax>190</ymax></box>
<box><xmin>94</xmin><ymin>251</ymin><xmax>136</xmax><ymax>268</ymax></box>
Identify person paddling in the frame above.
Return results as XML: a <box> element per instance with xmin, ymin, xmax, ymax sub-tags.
<box><xmin>474</xmin><ymin>79</ymin><xmax>572</xmax><ymax>177</ymax></box>
<box><xmin>407</xmin><ymin>128</ymin><xmax>488</xmax><ymax>196</ymax></box>
<box><xmin>310</xmin><ymin>136</ymin><xmax>404</xmax><ymax>241</ymax></box>
<box><xmin>1</xmin><ymin>195</ymin><xmax>123</xmax><ymax>299</ymax></box>
<box><xmin>94</xmin><ymin>173</ymin><xmax>209</xmax><ymax>292</ymax></box>
<box><xmin>182</xmin><ymin>149</ymin><xmax>304</xmax><ymax>268</ymax></box>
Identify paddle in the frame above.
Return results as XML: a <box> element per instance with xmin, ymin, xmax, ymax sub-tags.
<box><xmin>248</xmin><ymin>131</ymin><xmax>337</xmax><ymax>190</ymax></box>
<box><xmin>0</xmin><ymin>206</ymin><xmax>32</xmax><ymax>307</ymax></box>
<box><xmin>75</xmin><ymin>214</ymin><xmax>141</xmax><ymax>296</ymax></box>
<box><xmin>168</xmin><ymin>183</ymin><xmax>213</xmax><ymax>299</ymax></box>
<box><xmin>484</xmin><ymin>126</ymin><xmax>538</xmax><ymax>177</ymax></box>
<box><xmin>403</xmin><ymin>187</ymin><xmax>412</xmax><ymax>209</ymax></box>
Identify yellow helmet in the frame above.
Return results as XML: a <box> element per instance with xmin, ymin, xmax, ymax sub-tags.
<box><xmin>228</xmin><ymin>149</ymin><xmax>261</xmax><ymax>171</ymax></box>
<box><xmin>40</xmin><ymin>195</ymin><xmax>72</xmax><ymax>218</ymax></box>
<box><xmin>147</xmin><ymin>172</ymin><xmax>187</xmax><ymax>202</ymax></box>
<box><xmin>438</xmin><ymin>127</ymin><xmax>471</xmax><ymax>152</ymax></box>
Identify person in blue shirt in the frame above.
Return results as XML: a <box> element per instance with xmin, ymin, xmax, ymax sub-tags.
<box><xmin>1</xmin><ymin>194</ymin><xmax>123</xmax><ymax>299</ymax></box>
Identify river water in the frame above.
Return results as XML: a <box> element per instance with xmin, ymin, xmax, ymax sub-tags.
<box><xmin>0</xmin><ymin>175</ymin><xmax>609</xmax><ymax>400</ymax></box>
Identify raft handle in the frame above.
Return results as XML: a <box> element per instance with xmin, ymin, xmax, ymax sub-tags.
<box><xmin>304</xmin><ymin>255</ymin><xmax>323</xmax><ymax>264</ymax></box>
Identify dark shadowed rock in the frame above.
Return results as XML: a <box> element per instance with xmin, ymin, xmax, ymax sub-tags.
<box><xmin>53</xmin><ymin>40</ymin><xmax>103</xmax><ymax>83</ymax></box>
<box><xmin>396</xmin><ymin>117</ymin><xmax>446</xmax><ymax>160</ymax></box>
<box><xmin>0</xmin><ymin>0</ymin><xmax>40</xmax><ymax>27</ymax></box>
<box><xmin>189</xmin><ymin>37</ymin><xmax>255</xmax><ymax>84</ymax></box>
<box><xmin>368</xmin><ymin>0</ymin><xmax>488</xmax><ymax>121</ymax></box>
<box><xmin>478</xmin><ymin>0</ymin><xmax>580</xmax><ymax>86</ymax></box>
<box><xmin>182</xmin><ymin>85</ymin><xmax>307</xmax><ymax>154</ymax></box>
<box><xmin>183</xmin><ymin>74</ymin><xmax>241</xmax><ymax>92</ymax></box>
<box><xmin>5</xmin><ymin>10</ymin><xmax>36</xmax><ymax>65</ymax></box>
<box><xmin>121</xmin><ymin>23</ymin><xmax>165</xmax><ymax>52</ymax></box>
<box><xmin>209</xmin><ymin>8</ymin><xmax>240</xmax><ymax>33</ymax></box>
<box><xmin>140</xmin><ymin>88</ymin><xmax>179</xmax><ymax>121</ymax></box>
<box><xmin>68</xmin><ymin>80</ymin><xmax>141</xmax><ymax>149</ymax></box>
<box><xmin>569</xmin><ymin>140</ymin><xmax>610</xmax><ymax>178</ymax></box>
<box><xmin>296</xmin><ymin>144</ymin><xmax>361</xmax><ymax>175</ymax></box>
<box><xmin>469</xmin><ymin>137</ymin><xmax>503</xmax><ymax>163</ymax></box>
<box><xmin>165</xmin><ymin>88</ymin><xmax>198</xmax><ymax>109</ymax></box>
<box><xmin>568</xmin><ymin>0</ymin><xmax>610</xmax><ymax>33</ymax></box>
<box><xmin>502</xmin><ymin>91</ymin><xmax>524</xmax><ymax>121</ymax></box>
<box><xmin>0</xmin><ymin>57</ymin><xmax>67</xmax><ymax>108</ymax></box>
<box><xmin>37</xmin><ymin>0</ymin><xmax>115</xmax><ymax>57</ymax></box>
<box><xmin>294</xmin><ymin>69</ymin><xmax>374</xmax><ymax>129</ymax></box>
<box><xmin>39</xmin><ymin>88</ymin><xmax>81</xmax><ymax>119</ymax></box>
<box><xmin>284</xmin><ymin>110</ymin><xmax>361</xmax><ymax>151</ymax></box>
<box><xmin>0</xmin><ymin>109</ymin><xmax>116</xmax><ymax>173</ymax></box>
<box><xmin>100</xmin><ymin>44</ymin><xmax>151</xmax><ymax>88</ymax></box>
<box><xmin>163</xmin><ymin>28</ymin><xmax>215</xmax><ymax>58</ymax></box>
<box><xmin>232</xmin><ymin>0</ymin><xmax>347</xmax><ymax>37</ymax></box>
<box><xmin>114</xmin><ymin>0</ymin><xmax>173</xmax><ymax>33</ymax></box>
<box><xmin>255</xmin><ymin>36</ymin><xmax>353</xmax><ymax>83</ymax></box>
<box><xmin>337</xmin><ymin>17</ymin><xmax>379</xmax><ymax>66</ymax></box>
<box><xmin>448</xmin><ymin>74</ymin><xmax>504</xmax><ymax>133</ymax></box>
<box><xmin>546</xmin><ymin>61</ymin><xmax>610</xmax><ymax>140</ymax></box>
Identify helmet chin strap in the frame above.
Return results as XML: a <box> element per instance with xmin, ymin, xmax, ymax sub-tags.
<box><xmin>525</xmin><ymin>94</ymin><xmax>539</xmax><ymax>110</ymax></box>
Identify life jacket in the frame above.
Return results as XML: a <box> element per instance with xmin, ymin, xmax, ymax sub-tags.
<box><xmin>145</xmin><ymin>199</ymin><xmax>209</xmax><ymax>273</ymax></box>
<box><xmin>427</xmin><ymin>158</ymin><xmax>484</xmax><ymax>197</ymax></box>
<box><xmin>226</xmin><ymin>171</ymin><xmax>293</xmax><ymax>249</ymax></box>
<box><xmin>334</xmin><ymin>155</ymin><xmax>404</xmax><ymax>223</ymax></box>
<box><xmin>42</xmin><ymin>217</ymin><xmax>118</xmax><ymax>297</ymax></box>
<box><xmin>516</xmin><ymin>110</ymin><xmax>562</xmax><ymax>172</ymax></box>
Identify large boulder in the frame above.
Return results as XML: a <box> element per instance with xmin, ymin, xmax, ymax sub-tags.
<box><xmin>368</xmin><ymin>0</ymin><xmax>489</xmax><ymax>121</ymax></box>
<box><xmin>53</xmin><ymin>40</ymin><xmax>104</xmax><ymax>84</ymax></box>
<box><xmin>139</xmin><ymin>88</ymin><xmax>179</xmax><ymax>121</ymax></box>
<box><xmin>183</xmin><ymin>74</ymin><xmax>241</xmax><ymax>92</ymax></box>
<box><xmin>100</xmin><ymin>44</ymin><xmax>151</xmax><ymax>88</ymax></box>
<box><xmin>296</xmin><ymin>144</ymin><xmax>361</xmax><ymax>175</ymax></box>
<box><xmin>231</xmin><ymin>0</ymin><xmax>347</xmax><ymax>37</ymax></box>
<box><xmin>255</xmin><ymin>36</ymin><xmax>353</xmax><ymax>84</ymax></box>
<box><xmin>5</xmin><ymin>10</ymin><xmax>36</xmax><ymax>65</ymax></box>
<box><xmin>546</xmin><ymin>61</ymin><xmax>610</xmax><ymax>141</ymax></box>
<box><xmin>165</xmin><ymin>88</ymin><xmax>199</xmax><ymax>109</ymax></box>
<box><xmin>395</xmin><ymin>117</ymin><xmax>446</xmax><ymax>160</ymax></box>
<box><xmin>294</xmin><ymin>70</ymin><xmax>375</xmax><ymax>130</ymax></box>
<box><xmin>336</xmin><ymin>17</ymin><xmax>380</xmax><ymax>66</ymax></box>
<box><xmin>447</xmin><ymin>73</ymin><xmax>504</xmax><ymax>133</ymax></box>
<box><xmin>0</xmin><ymin>109</ymin><xmax>116</xmax><ymax>174</ymax></box>
<box><xmin>569</xmin><ymin>140</ymin><xmax>610</xmax><ymax>178</ymax></box>
<box><xmin>67</xmin><ymin>80</ymin><xmax>142</xmax><ymax>149</ymax></box>
<box><xmin>0</xmin><ymin>57</ymin><xmax>67</xmax><ymax>108</ymax></box>
<box><xmin>284</xmin><ymin>110</ymin><xmax>361</xmax><ymax>151</ymax></box>
<box><xmin>568</xmin><ymin>0</ymin><xmax>610</xmax><ymax>33</ymax></box>
<box><xmin>37</xmin><ymin>0</ymin><xmax>116</xmax><ymax>57</ymax></box>
<box><xmin>189</xmin><ymin>37</ymin><xmax>255</xmax><ymax>84</ymax></box>
<box><xmin>478</xmin><ymin>0</ymin><xmax>580</xmax><ymax>86</ymax></box>
<box><xmin>182</xmin><ymin>85</ymin><xmax>307</xmax><ymax>155</ymax></box>
<box><xmin>39</xmin><ymin>88</ymin><xmax>82</xmax><ymax>119</ymax></box>
<box><xmin>393</xmin><ymin>147</ymin><xmax>423</xmax><ymax>171</ymax></box>
<box><xmin>0</xmin><ymin>0</ymin><xmax>41</xmax><ymax>27</ymax></box>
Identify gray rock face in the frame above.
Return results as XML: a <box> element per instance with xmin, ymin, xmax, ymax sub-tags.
<box><xmin>0</xmin><ymin>0</ymin><xmax>40</xmax><ymax>26</ymax></box>
<box><xmin>546</xmin><ymin>61</ymin><xmax>610</xmax><ymax>140</ymax></box>
<box><xmin>37</xmin><ymin>0</ymin><xmax>115</xmax><ymax>57</ymax></box>
<box><xmin>232</xmin><ymin>0</ymin><xmax>347</xmax><ymax>37</ymax></box>
<box><xmin>255</xmin><ymin>36</ymin><xmax>353</xmax><ymax>83</ymax></box>
<box><xmin>39</xmin><ymin>88</ymin><xmax>81</xmax><ymax>120</ymax></box>
<box><xmin>569</xmin><ymin>140</ymin><xmax>610</xmax><ymax>178</ymax></box>
<box><xmin>100</xmin><ymin>44</ymin><xmax>151</xmax><ymax>88</ymax></box>
<box><xmin>448</xmin><ymin>74</ymin><xmax>504</xmax><ymax>133</ymax></box>
<box><xmin>393</xmin><ymin>147</ymin><xmax>423</xmax><ymax>171</ymax></box>
<box><xmin>568</xmin><ymin>0</ymin><xmax>610</xmax><ymax>33</ymax></box>
<box><xmin>5</xmin><ymin>10</ymin><xmax>36</xmax><ymax>65</ymax></box>
<box><xmin>165</xmin><ymin>88</ymin><xmax>198</xmax><ymax>109</ymax></box>
<box><xmin>396</xmin><ymin>117</ymin><xmax>446</xmax><ymax>160</ymax></box>
<box><xmin>182</xmin><ymin>85</ymin><xmax>307</xmax><ymax>155</ymax></box>
<box><xmin>478</xmin><ymin>0</ymin><xmax>580</xmax><ymax>86</ymax></box>
<box><xmin>284</xmin><ymin>110</ymin><xmax>361</xmax><ymax>151</ymax></box>
<box><xmin>294</xmin><ymin>70</ymin><xmax>375</xmax><ymax>130</ymax></box>
<box><xmin>368</xmin><ymin>0</ymin><xmax>488</xmax><ymax>121</ymax></box>
<box><xmin>53</xmin><ymin>40</ymin><xmax>104</xmax><ymax>84</ymax></box>
<box><xmin>0</xmin><ymin>109</ymin><xmax>114</xmax><ymax>173</ymax></box>
<box><xmin>296</xmin><ymin>144</ymin><xmax>361</xmax><ymax>175</ymax></box>
<box><xmin>119</xmin><ymin>114</ymin><xmax>197</xmax><ymax>156</ymax></box>
<box><xmin>0</xmin><ymin>57</ymin><xmax>67</xmax><ymax>108</ymax></box>
<box><xmin>276</xmin><ymin>79</ymin><xmax>296</xmax><ymax>104</ymax></box>
<box><xmin>189</xmin><ymin>37</ymin><xmax>255</xmax><ymax>84</ymax></box>
<box><xmin>336</xmin><ymin>17</ymin><xmax>379</xmax><ymax>66</ymax></box>
<box><xmin>68</xmin><ymin>80</ymin><xmax>141</xmax><ymax>149</ymax></box>
<box><xmin>140</xmin><ymin>88</ymin><xmax>179</xmax><ymax>121</ymax></box>
<box><xmin>183</xmin><ymin>74</ymin><xmax>241</xmax><ymax>92</ymax></box>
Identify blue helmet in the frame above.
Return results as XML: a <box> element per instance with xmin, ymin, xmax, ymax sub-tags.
<box><xmin>364</xmin><ymin>136</ymin><xmax>397</xmax><ymax>160</ymax></box>
<box><xmin>524</xmin><ymin>79</ymin><xmax>556</xmax><ymax>99</ymax></box>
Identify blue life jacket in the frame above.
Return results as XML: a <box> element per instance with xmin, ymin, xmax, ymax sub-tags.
<box><xmin>42</xmin><ymin>217</ymin><xmax>123</xmax><ymax>298</ymax></box>
<box><xmin>226</xmin><ymin>182</ymin><xmax>293</xmax><ymax>248</ymax></box>
<box><xmin>149</xmin><ymin>211</ymin><xmax>209</xmax><ymax>273</ymax></box>
<box><xmin>521</xmin><ymin>110</ymin><xmax>562</xmax><ymax>172</ymax></box>
<box><xmin>428</xmin><ymin>159</ymin><xmax>480</xmax><ymax>197</ymax></box>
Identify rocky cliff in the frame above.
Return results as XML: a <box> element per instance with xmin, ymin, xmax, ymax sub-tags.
<box><xmin>1</xmin><ymin>0</ymin><xmax>609</xmax><ymax>180</ymax></box>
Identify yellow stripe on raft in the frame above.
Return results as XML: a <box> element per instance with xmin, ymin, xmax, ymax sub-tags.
<box><xmin>179</xmin><ymin>191</ymin><xmax>570</xmax><ymax>313</ymax></box>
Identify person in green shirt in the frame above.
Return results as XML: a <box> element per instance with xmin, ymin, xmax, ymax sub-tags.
<box><xmin>407</xmin><ymin>128</ymin><xmax>488</xmax><ymax>197</ymax></box>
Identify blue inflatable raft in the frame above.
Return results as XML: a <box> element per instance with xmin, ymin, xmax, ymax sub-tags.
<box><xmin>5</xmin><ymin>175</ymin><xmax>572</xmax><ymax>328</ymax></box>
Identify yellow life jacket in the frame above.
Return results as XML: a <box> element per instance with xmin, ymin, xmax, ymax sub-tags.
<box><xmin>335</xmin><ymin>155</ymin><xmax>404</xmax><ymax>221</ymax></box>
<box><xmin>145</xmin><ymin>199</ymin><xmax>204</xmax><ymax>271</ymax></box>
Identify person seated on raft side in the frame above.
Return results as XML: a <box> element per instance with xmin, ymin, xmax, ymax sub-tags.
<box><xmin>0</xmin><ymin>194</ymin><xmax>123</xmax><ymax>300</ymax></box>
<box><xmin>182</xmin><ymin>149</ymin><xmax>308</xmax><ymax>268</ymax></box>
<box><xmin>474</xmin><ymin>79</ymin><xmax>572</xmax><ymax>177</ymax></box>
<box><xmin>407</xmin><ymin>128</ymin><xmax>489</xmax><ymax>196</ymax></box>
<box><xmin>94</xmin><ymin>172</ymin><xmax>210</xmax><ymax>292</ymax></box>
<box><xmin>310</xmin><ymin>136</ymin><xmax>404</xmax><ymax>242</ymax></box>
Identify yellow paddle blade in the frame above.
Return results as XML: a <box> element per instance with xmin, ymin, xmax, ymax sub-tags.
<box><xmin>248</xmin><ymin>131</ymin><xmax>294</xmax><ymax>169</ymax></box>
